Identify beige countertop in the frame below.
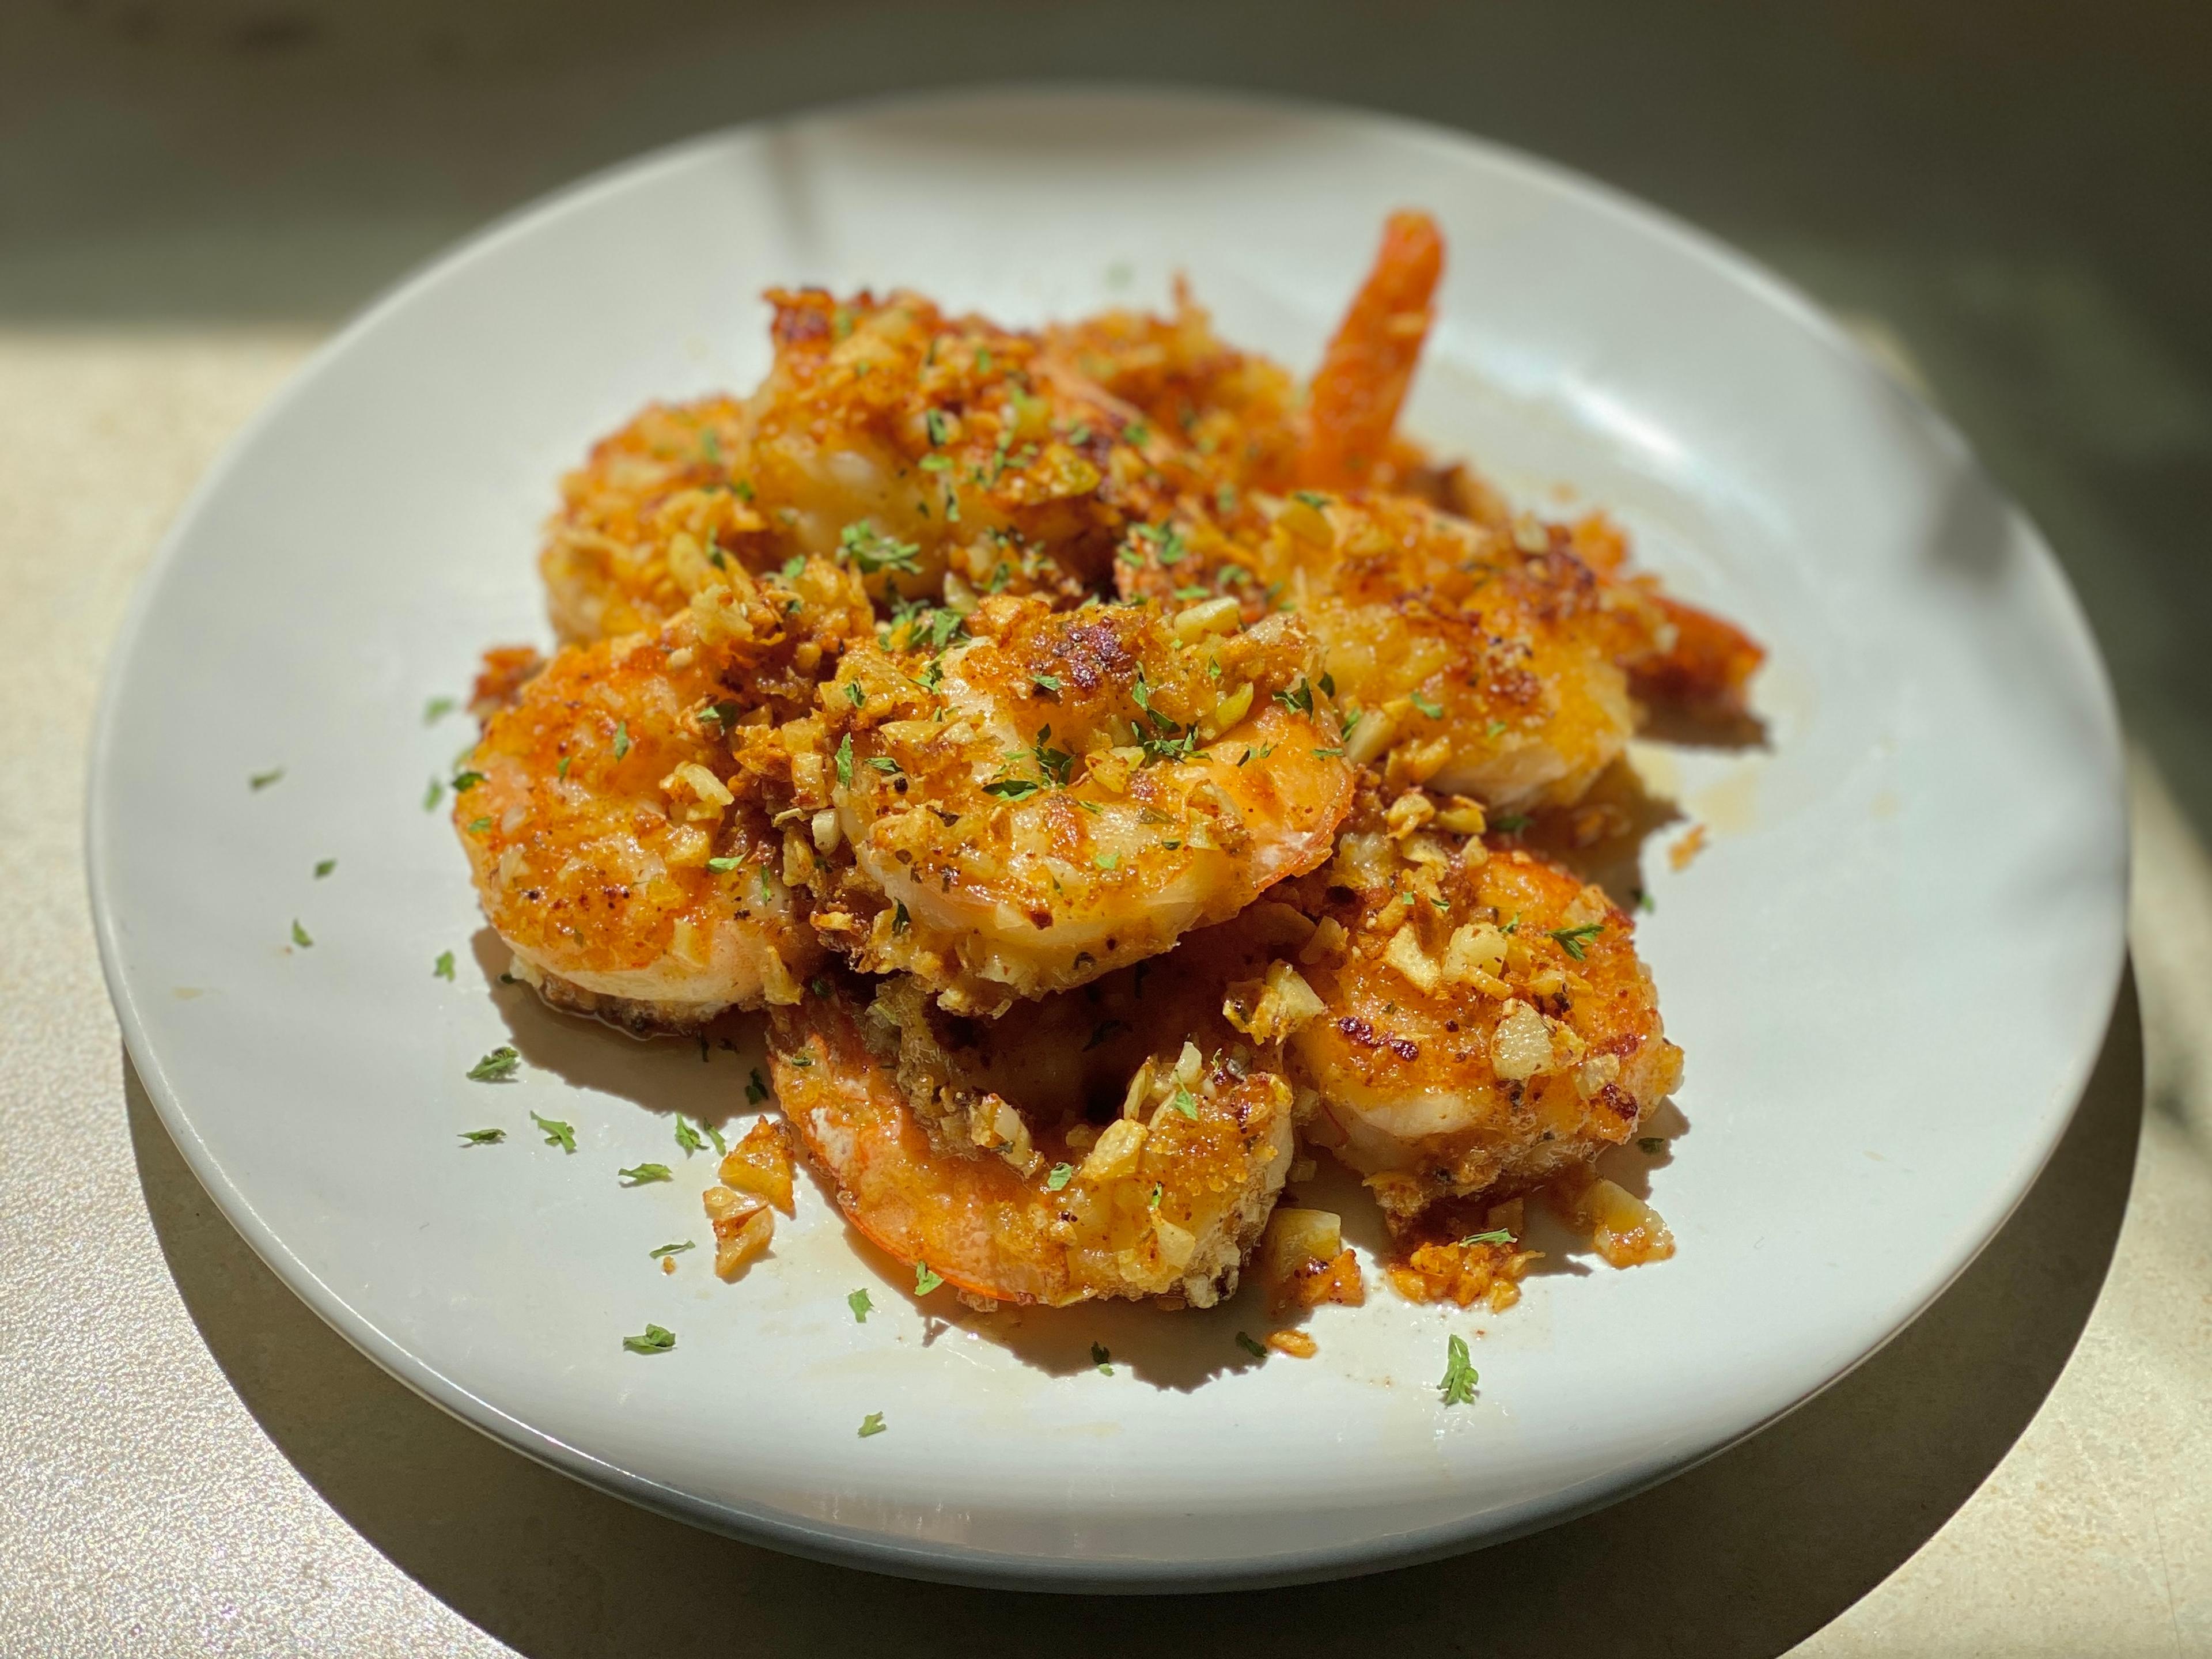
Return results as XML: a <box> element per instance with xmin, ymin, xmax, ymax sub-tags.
<box><xmin>3</xmin><ymin>7</ymin><xmax>2210</xmax><ymax>1652</ymax></box>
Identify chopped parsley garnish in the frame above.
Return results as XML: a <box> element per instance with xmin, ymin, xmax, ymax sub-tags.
<box><xmin>982</xmin><ymin>776</ymin><xmax>1045</xmax><ymax>802</ymax></box>
<box><xmin>457</xmin><ymin>1128</ymin><xmax>505</xmax><ymax>1146</ymax></box>
<box><xmin>1031</xmin><ymin>727</ymin><xmax>1075</xmax><ymax>786</ymax></box>
<box><xmin>1409</xmin><ymin>690</ymin><xmax>1445</xmax><ymax>720</ymax></box>
<box><xmin>1547</xmin><ymin>922</ymin><xmax>1605</xmax><ymax>960</ymax></box>
<box><xmin>746</xmin><ymin>1069</ymin><xmax>769</xmax><ymax>1105</ymax></box>
<box><xmin>290</xmin><ymin>918</ymin><xmax>313</xmax><ymax>948</ymax></box>
<box><xmin>1168</xmin><ymin>1087</ymin><xmax>1198</xmax><ymax>1119</ymax></box>
<box><xmin>1639</xmin><ymin>1136</ymin><xmax>1668</xmax><ymax>1154</ymax></box>
<box><xmin>835</xmin><ymin>733</ymin><xmax>854</xmax><ymax>789</ymax></box>
<box><xmin>1491</xmin><ymin>813</ymin><xmax>1531</xmax><ymax>834</ymax></box>
<box><xmin>858</xmin><ymin>1411</ymin><xmax>888</xmax><ymax>1438</ymax></box>
<box><xmin>1637</xmin><ymin>889</ymin><xmax>1655</xmax><ymax>914</ymax></box>
<box><xmin>423</xmin><ymin>696</ymin><xmax>458</xmax><ymax>725</ymax></box>
<box><xmin>1310</xmin><ymin>747</ymin><xmax>1345</xmax><ymax>759</ymax></box>
<box><xmin>1438</xmin><ymin>1334</ymin><xmax>1479</xmax><ymax>1406</ymax></box>
<box><xmin>673</xmin><ymin>1115</ymin><xmax>706</xmax><ymax>1156</ymax></box>
<box><xmin>704</xmin><ymin>1121</ymin><xmax>729</xmax><ymax>1156</ymax></box>
<box><xmin>423</xmin><ymin>778</ymin><xmax>444</xmax><ymax>811</ymax></box>
<box><xmin>840</xmin><ymin>520</ymin><xmax>922</xmax><ymax>577</ymax></box>
<box><xmin>1234</xmin><ymin>1331</ymin><xmax>1267</xmax><ymax>1360</ymax></box>
<box><xmin>531</xmin><ymin>1111</ymin><xmax>575</xmax><ymax>1152</ymax></box>
<box><xmin>433</xmin><ymin>950</ymin><xmax>456</xmax><ymax>980</ymax></box>
<box><xmin>610</xmin><ymin>724</ymin><xmax>630</xmax><ymax>761</ymax></box>
<box><xmin>1460</xmin><ymin>1229</ymin><xmax>1514</xmax><ymax>1247</ymax></box>
<box><xmin>1273</xmin><ymin>677</ymin><xmax>1315</xmax><ymax>717</ymax></box>
<box><xmin>1093</xmin><ymin>853</ymin><xmax>1119</xmax><ymax>872</ymax></box>
<box><xmin>1031</xmin><ymin>673</ymin><xmax>1062</xmax><ymax>697</ymax></box>
<box><xmin>1045</xmin><ymin>1162</ymin><xmax>1074</xmax><ymax>1191</ymax></box>
<box><xmin>1149</xmin><ymin>1183</ymin><xmax>1163</xmax><ymax>1209</ymax></box>
<box><xmin>781</xmin><ymin>554</ymin><xmax>806</xmax><ymax>580</ymax></box>
<box><xmin>467</xmin><ymin>816</ymin><xmax>491</xmax><ymax>835</ymax></box>
<box><xmin>1122</xmin><ymin>420</ymin><xmax>1149</xmax><ymax>447</ymax></box>
<box><xmin>249</xmin><ymin>767</ymin><xmax>285</xmax><ymax>791</ymax></box>
<box><xmin>914</xmin><ymin>1264</ymin><xmax>944</xmax><ymax>1296</ymax></box>
<box><xmin>619</xmin><ymin>1163</ymin><xmax>672</xmax><ymax>1185</ymax></box>
<box><xmin>649</xmin><ymin>1241</ymin><xmax>695</xmax><ymax>1259</ymax></box>
<box><xmin>892</xmin><ymin>900</ymin><xmax>911</xmax><ymax>934</ymax></box>
<box><xmin>925</xmin><ymin>408</ymin><xmax>950</xmax><ymax>446</ymax></box>
<box><xmin>846</xmin><ymin>680</ymin><xmax>866</xmax><ymax>707</ymax></box>
<box><xmin>705</xmin><ymin>856</ymin><xmax>741</xmax><ymax>872</ymax></box>
<box><xmin>468</xmin><ymin>1046</ymin><xmax>520</xmax><ymax>1082</ymax></box>
<box><xmin>313</xmin><ymin>858</ymin><xmax>336</xmax><ymax>878</ymax></box>
<box><xmin>1486</xmin><ymin>719</ymin><xmax>1509</xmax><ymax>738</ymax></box>
<box><xmin>849</xmin><ymin>1288</ymin><xmax>873</xmax><ymax>1323</ymax></box>
<box><xmin>450</xmin><ymin>769</ymin><xmax>484</xmax><ymax>793</ymax></box>
<box><xmin>623</xmin><ymin>1324</ymin><xmax>676</xmax><ymax>1355</ymax></box>
<box><xmin>1092</xmin><ymin>1342</ymin><xmax>1113</xmax><ymax>1374</ymax></box>
<box><xmin>1291</xmin><ymin>490</ymin><xmax>1331</xmax><ymax>510</ymax></box>
<box><xmin>810</xmin><ymin>976</ymin><xmax>832</xmax><ymax>1000</ymax></box>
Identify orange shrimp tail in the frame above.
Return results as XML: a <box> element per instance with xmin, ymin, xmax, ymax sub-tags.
<box><xmin>1297</xmin><ymin>210</ymin><xmax>1446</xmax><ymax>490</ymax></box>
<box><xmin>1633</xmin><ymin>595</ymin><xmax>1767</xmax><ymax>719</ymax></box>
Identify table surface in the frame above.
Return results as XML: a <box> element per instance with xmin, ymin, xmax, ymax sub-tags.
<box><xmin>3</xmin><ymin>6</ymin><xmax>2209</xmax><ymax>1655</ymax></box>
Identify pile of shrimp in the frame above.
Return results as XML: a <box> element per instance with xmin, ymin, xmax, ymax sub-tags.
<box><xmin>454</xmin><ymin>211</ymin><xmax>1761</xmax><ymax>1321</ymax></box>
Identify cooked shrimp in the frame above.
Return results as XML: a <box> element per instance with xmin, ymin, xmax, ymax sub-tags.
<box><xmin>543</xmin><ymin>289</ymin><xmax>1186</xmax><ymax>643</ymax></box>
<box><xmin>1248</xmin><ymin>490</ymin><xmax>1639</xmax><ymax>808</ymax></box>
<box><xmin>768</xmin><ymin>914</ymin><xmax>1305</xmax><ymax>1308</ymax></box>
<box><xmin>1276</xmin><ymin>795</ymin><xmax>1682</xmax><ymax>1231</ymax></box>
<box><xmin>1296</xmin><ymin>210</ymin><xmax>1445</xmax><ymax>491</ymax></box>
<box><xmin>1565</xmin><ymin>513</ymin><xmax>1766</xmax><ymax>721</ymax></box>
<box><xmin>798</xmin><ymin>592</ymin><xmax>1357</xmax><ymax>1013</ymax></box>
<box><xmin>455</xmin><ymin>559</ymin><xmax>873</xmax><ymax>1032</ymax></box>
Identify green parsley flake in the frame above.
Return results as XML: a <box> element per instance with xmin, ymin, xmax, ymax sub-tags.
<box><xmin>457</xmin><ymin>1128</ymin><xmax>505</xmax><ymax>1146</ymax></box>
<box><xmin>1637</xmin><ymin>890</ymin><xmax>1656</xmax><ymax>914</ymax></box>
<box><xmin>1639</xmin><ymin>1136</ymin><xmax>1668</xmax><ymax>1154</ymax></box>
<box><xmin>673</xmin><ymin>1115</ymin><xmax>706</xmax><ymax>1156</ymax></box>
<box><xmin>1460</xmin><ymin>1229</ymin><xmax>1514</xmax><ymax>1247</ymax></box>
<box><xmin>649</xmin><ymin>1241</ymin><xmax>695</xmax><ymax>1259</ymax></box>
<box><xmin>1149</xmin><ymin>1183</ymin><xmax>1163</xmax><ymax>1209</ymax></box>
<box><xmin>249</xmin><ymin>767</ymin><xmax>285</xmax><ymax>791</ymax></box>
<box><xmin>1273</xmin><ymin>677</ymin><xmax>1315</xmax><ymax>717</ymax></box>
<box><xmin>467</xmin><ymin>816</ymin><xmax>491</xmax><ymax>835</ymax></box>
<box><xmin>1045</xmin><ymin>1162</ymin><xmax>1075</xmax><ymax>1191</ymax></box>
<box><xmin>433</xmin><ymin>950</ymin><xmax>456</xmax><ymax>980</ymax></box>
<box><xmin>892</xmin><ymin>900</ymin><xmax>911</xmax><ymax>934</ymax></box>
<box><xmin>290</xmin><ymin>918</ymin><xmax>313</xmax><ymax>948</ymax></box>
<box><xmin>835</xmin><ymin>733</ymin><xmax>854</xmax><ymax>788</ymax></box>
<box><xmin>840</xmin><ymin>520</ymin><xmax>922</xmax><ymax>577</ymax></box>
<box><xmin>1491</xmin><ymin>813</ymin><xmax>1531</xmax><ymax>834</ymax></box>
<box><xmin>423</xmin><ymin>777</ymin><xmax>444</xmax><ymax>811</ymax></box>
<box><xmin>450</xmin><ymin>769</ymin><xmax>484</xmax><ymax>794</ymax></box>
<box><xmin>1091</xmin><ymin>1342</ymin><xmax>1113</xmax><ymax>1374</ymax></box>
<box><xmin>1031</xmin><ymin>673</ymin><xmax>1063</xmax><ymax>697</ymax></box>
<box><xmin>1169</xmin><ymin>1087</ymin><xmax>1198</xmax><ymax>1119</ymax></box>
<box><xmin>846</xmin><ymin>680</ymin><xmax>866</xmax><ymax>708</ymax></box>
<box><xmin>623</xmin><ymin>1324</ymin><xmax>676</xmax><ymax>1355</ymax></box>
<box><xmin>1547</xmin><ymin>922</ymin><xmax>1604</xmax><ymax>960</ymax></box>
<box><xmin>704</xmin><ymin>1120</ymin><xmax>729</xmax><ymax>1156</ymax></box>
<box><xmin>1234</xmin><ymin>1331</ymin><xmax>1267</xmax><ymax>1360</ymax></box>
<box><xmin>1438</xmin><ymin>1334</ymin><xmax>1479</xmax><ymax>1406</ymax></box>
<box><xmin>706</xmin><ymin>855</ymin><xmax>741</xmax><ymax>872</ymax></box>
<box><xmin>424</xmin><ymin>695</ymin><xmax>458</xmax><ymax>725</ymax></box>
<box><xmin>858</xmin><ymin>1411</ymin><xmax>888</xmax><ymax>1438</ymax></box>
<box><xmin>313</xmin><ymin>858</ymin><xmax>336</xmax><ymax>878</ymax></box>
<box><xmin>610</xmin><ymin>723</ymin><xmax>630</xmax><ymax>761</ymax></box>
<box><xmin>1093</xmin><ymin>853</ymin><xmax>1119</xmax><ymax>872</ymax></box>
<box><xmin>1292</xmin><ymin>490</ymin><xmax>1331</xmax><ymax>510</ymax></box>
<box><xmin>531</xmin><ymin>1111</ymin><xmax>576</xmax><ymax>1152</ymax></box>
<box><xmin>1486</xmin><ymin>719</ymin><xmax>1509</xmax><ymax>738</ymax></box>
<box><xmin>1409</xmin><ymin>690</ymin><xmax>1445</xmax><ymax>720</ymax></box>
<box><xmin>468</xmin><ymin>1046</ymin><xmax>520</xmax><ymax>1082</ymax></box>
<box><xmin>746</xmin><ymin>1069</ymin><xmax>770</xmax><ymax>1105</ymax></box>
<box><xmin>914</xmin><ymin>1263</ymin><xmax>944</xmax><ymax>1296</ymax></box>
<box><xmin>983</xmin><ymin>777</ymin><xmax>1044</xmax><ymax>802</ymax></box>
<box><xmin>619</xmin><ymin>1163</ymin><xmax>673</xmax><ymax>1185</ymax></box>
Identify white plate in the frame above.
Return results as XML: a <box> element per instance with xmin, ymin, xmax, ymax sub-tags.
<box><xmin>87</xmin><ymin>86</ymin><xmax>2127</xmax><ymax>1591</ymax></box>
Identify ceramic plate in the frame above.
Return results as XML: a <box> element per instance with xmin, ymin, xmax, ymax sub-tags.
<box><xmin>88</xmin><ymin>86</ymin><xmax>2126</xmax><ymax>1590</ymax></box>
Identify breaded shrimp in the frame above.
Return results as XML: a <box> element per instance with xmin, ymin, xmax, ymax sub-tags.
<box><xmin>768</xmin><ymin>915</ymin><xmax>1306</xmax><ymax>1308</ymax></box>
<box><xmin>799</xmin><ymin>592</ymin><xmax>1358</xmax><ymax>1013</ymax></box>
<box><xmin>1277</xmin><ymin>796</ymin><xmax>1682</xmax><ymax>1231</ymax></box>
<box><xmin>541</xmin><ymin>289</ymin><xmax>1182</xmax><ymax>643</ymax></box>
<box><xmin>1250</xmin><ymin>490</ymin><xmax>1639</xmax><ymax>808</ymax></box>
<box><xmin>455</xmin><ymin>559</ymin><xmax>874</xmax><ymax>1032</ymax></box>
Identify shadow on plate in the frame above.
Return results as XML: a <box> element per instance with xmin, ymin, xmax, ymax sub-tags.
<box><xmin>129</xmin><ymin>968</ymin><xmax>2141</xmax><ymax>1657</ymax></box>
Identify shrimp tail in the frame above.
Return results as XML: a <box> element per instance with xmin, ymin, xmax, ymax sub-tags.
<box><xmin>1296</xmin><ymin>210</ymin><xmax>1446</xmax><ymax>490</ymax></box>
<box><xmin>1631</xmin><ymin>594</ymin><xmax>1767</xmax><ymax>721</ymax></box>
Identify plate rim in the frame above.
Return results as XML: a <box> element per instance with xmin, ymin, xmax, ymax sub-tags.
<box><xmin>84</xmin><ymin>78</ymin><xmax>2130</xmax><ymax>1592</ymax></box>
